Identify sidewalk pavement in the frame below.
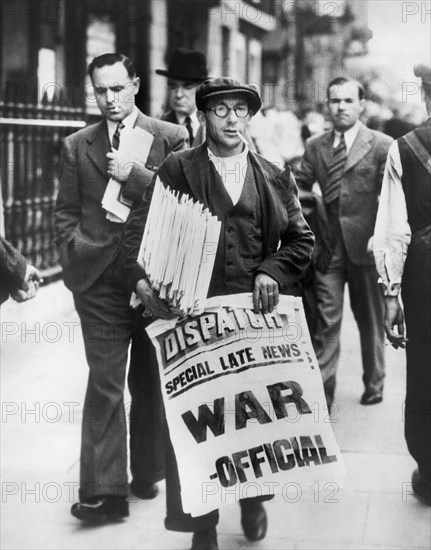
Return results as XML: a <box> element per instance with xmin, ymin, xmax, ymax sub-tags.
<box><xmin>1</xmin><ymin>281</ymin><xmax>430</xmax><ymax>550</ymax></box>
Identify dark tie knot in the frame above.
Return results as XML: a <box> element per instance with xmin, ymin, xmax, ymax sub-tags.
<box><xmin>112</xmin><ymin>122</ymin><xmax>125</xmax><ymax>150</ymax></box>
<box><xmin>335</xmin><ymin>133</ymin><xmax>346</xmax><ymax>152</ymax></box>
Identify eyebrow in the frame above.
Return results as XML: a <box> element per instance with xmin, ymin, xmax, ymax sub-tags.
<box><xmin>93</xmin><ymin>82</ymin><xmax>132</xmax><ymax>91</ymax></box>
<box><xmin>213</xmin><ymin>100</ymin><xmax>248</xmax><ymax>106</ymax></box>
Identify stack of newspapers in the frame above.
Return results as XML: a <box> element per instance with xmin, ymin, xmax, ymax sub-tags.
<box><xmin>137</xmin><ymin>177</ymin><xmax>221</xmax><ymax>316</ymax></box>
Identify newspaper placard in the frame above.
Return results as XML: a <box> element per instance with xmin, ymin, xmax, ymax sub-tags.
<box><xmin>146</xmin><ymin>294</ymin><xmax>345</xmax><ymax>516</ymax></box>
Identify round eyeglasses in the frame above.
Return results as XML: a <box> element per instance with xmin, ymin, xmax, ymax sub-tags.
<box><xmin>206</xmin><ymin>105</ymin><xmax>250</xmax><ymax>118</ymax></box>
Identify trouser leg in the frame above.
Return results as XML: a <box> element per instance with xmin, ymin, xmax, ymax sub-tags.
<box><xmin>347</xmin><ymin>260</ymin><xmax>385</xmax><ymax>395</ymax></box>
<box><xmin>164</xmin><ymin>425</ymin><xmax>219</xmax><ymax>532</ymax></box>
<box><xmin>128</xmin><ymin>309</ymin><xmax>165</xmax><ymax>488</ymax></box>
<box><xmin>313</xmin><ymin>240</ymin><xmax>346</xmax><ymax>404</ymax></box>
<box><xmin>403</xmin><ymin>249</ymin><xmax>431</xmax><ymax>490</ymax></box>
<box><xmin>73</xmin><ymin>263</ymin><xmax>132</xmax><ymax>501</ymax></box>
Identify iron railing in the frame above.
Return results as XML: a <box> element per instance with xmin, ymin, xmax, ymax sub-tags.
<box><xmin>0</xmin><ymin>101</ymin><xmax>86</xmax><ymax>278</ymax></box>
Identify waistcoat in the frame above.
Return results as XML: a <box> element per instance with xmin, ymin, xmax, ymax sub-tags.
<box><xmin>207</xmin><ymin>160</ymin><xmax>263</xmax><ymax>297</ymax></box>
<box><xmin>398</xmin><ymin>121</ymin><xmax>431</xmax><ymax>233</ymax></box>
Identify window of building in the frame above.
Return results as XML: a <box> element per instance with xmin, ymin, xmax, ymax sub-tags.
<box><xmin>248</xmin><ymin>38</ymin><xmax>262</xmax><ymax>86</ymax></box>
<box><xmin>85</xmin><ymin>16</ymin><xmax>116</xmax><ymax>115</ymax></box>
<box><xmin>234</xmin><ymin>33</ymin><xmax>247</xmax><ymax>82</ymax></box>
<box><xmin>37</xmin><ymin>48</ymin><xmax>56</xmax><ymax>102</ymax></box>
<box><xmin>222</xmin><ymin>26</ymin><xmax>231</xmax><ymax>76</ymax></box>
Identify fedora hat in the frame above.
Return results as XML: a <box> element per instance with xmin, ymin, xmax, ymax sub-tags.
<box><xmin>156</xmin><ymin>48</ymin><xmax>209</xmax><ymax>82</ymax></box>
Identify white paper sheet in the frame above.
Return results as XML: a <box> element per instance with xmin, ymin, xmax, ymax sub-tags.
<box><xmin>102</xmin><ymin>126</ymin><xmax>155</xmax><ymax>222</ymax></box>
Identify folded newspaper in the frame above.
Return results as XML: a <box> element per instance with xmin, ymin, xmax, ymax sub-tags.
<box><xmin>102</xmin><ymin>126</ymin><xmax>154</xmax><ymax>223</ymax></box>
<box><xmin>137</xmin><ymin>177</ymin><xmax>221</xmax><ymax>316</ymax></box>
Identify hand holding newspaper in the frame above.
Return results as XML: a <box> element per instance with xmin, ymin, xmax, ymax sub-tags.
<box><xmin>102</xmin><ymin>126</ymin><xmax>154</xmax><ymax>223</ymax></box>
<box><xmin>135</xmin><ymin>177</ymin><xmax>221</xmax><ymax>317</ymax></box>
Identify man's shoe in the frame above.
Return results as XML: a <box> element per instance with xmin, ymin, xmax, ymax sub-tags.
<box><xmin>191</xmin><ymin>527</ymin><xmax>218</xmax><ymax>550</ymax></box>
<box><xmin>130</xmin><ymin>481</ymin><xmax>159</xmax><ymax>500</ymax></box>
<box><xmin>412</xmin><ymin>469</ymin><xmax>431</xmax><ymax>506</ymax></box>
<box><xmin>70</xmin><ymin>496</ymin><xmax>129</xmax><ymax>522</ymax></box>
<box><xmin>240</xmin><ymin>501</ymin><xmax>268</xmax><ymax>541</ymax></box>
<box><xmin>360</xmin><ymin>392</ymin><xmax>383</xmax><ymax>405</ymax></box>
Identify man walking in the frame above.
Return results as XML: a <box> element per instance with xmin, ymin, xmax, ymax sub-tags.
<box><xmin>124</xmin><ymin>77</ymin><xmax>314</xmax><ymax>550</ymax></box>
<box><xmin>296</xmin><ymin>77</ymin><xmax>392</xmax><ymax>408</ymax></box>
<box><xmin>374</xmin><ymin>64</ymin><xmax>431</xmax><ymax>506</ymax></box>
<box><xmin>156</xmin><ymin>48</ymin><xmax>209</xmax><ymax>146</ymax></box>
<box><xmin>55</xmin><ymin>53</ymin><xmax>188</xmax><ymax>521</ymax></box>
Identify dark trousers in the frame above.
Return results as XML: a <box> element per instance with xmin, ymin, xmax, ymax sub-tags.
<box><xmin>128</xmin><ymin>311</ymin><xmax>165</xmax><ymax>489</ymax></box>
<box><xmin>72</xmin><ymin>257</ymin><xmax>164</xmax><ymax>500</ymax></box>
<box><xmin>313</xmin><ymin>239</ymin><xmax>385</xmax><ymax>403</ymax></box>
<box><xmin>402</xmin><ymin>231</ymin><xmax>431</xmax><ymax>488</ymax></box>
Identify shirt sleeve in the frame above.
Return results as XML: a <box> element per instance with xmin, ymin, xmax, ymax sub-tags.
<box><xmin>373</xmin><ymin>141</ymin><xmax>411</xmax><ymax>296</ymax></box>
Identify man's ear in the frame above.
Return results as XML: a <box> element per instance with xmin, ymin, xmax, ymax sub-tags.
<box><xmin>197</xmin><ymin>110</ymin><xmax>206</xmax><ymax>128</ymax></box>
<box><xmin>133</xmin><ymin>77</ymin><xmax>141</xmax><ymax>95</ymax></box>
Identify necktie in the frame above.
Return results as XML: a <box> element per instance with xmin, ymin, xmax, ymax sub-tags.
<box><xmin>185</xmin><ymin>116</ymin><xmax>194</xmax><ymax>146</ymax></box>
<box><xmin>325</xmin><ymin>133</ymin><xmax>347</xmax><ymax>204</ymax></box>
<box><xmin>112</xmin><ymin>122</ymin><xmax>125</xmax><ymax>150</ymax></box>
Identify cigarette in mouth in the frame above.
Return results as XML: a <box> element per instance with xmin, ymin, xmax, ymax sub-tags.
<box><xmin>236</xmin><ymin>131</ymin><xmax>249</xmax><ymax>146</ymax></box>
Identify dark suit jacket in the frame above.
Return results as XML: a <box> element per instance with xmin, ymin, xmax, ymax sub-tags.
<box><xmin>124</xmin><ymin>144</ymin><xmax>314</xmax><ymax>294</ymax></box>
<box><xmin>160</xmin><ymin>109</ymin><xmax>257</xmax><ymax>151</ymax></box>
<box><xmin>296</xmin><ymin>122</ymin><xmax>392</xmax><ymax>265</ymax></box>
<box><xmin>55</xmin><ymin>109</ymin><xmax>188</xmax><ymax>294</ymax></box>
<box><xmin>0</xmin><ymin>236</ymin><xmax>27</xmax><ymax>304</ymax></box>
<box><xmin>161</xmin><ymin>110</ymin><xmax>205</xmax><ymax>147</ymax></box>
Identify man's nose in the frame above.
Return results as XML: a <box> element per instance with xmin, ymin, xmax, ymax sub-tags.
<box><xmin>106</xmin><ymin>89</ymin><xmax>116</xmax><ymax>103</ymax></box>
<box><xmin>226</xmin><ymin>108</ymin><xmax>238</xmax><ymax>122</ymax></box>
<box><xmin>175</xmin><ymin>86</ymin><xmax>184</xmax><ymax>98</ymax></box>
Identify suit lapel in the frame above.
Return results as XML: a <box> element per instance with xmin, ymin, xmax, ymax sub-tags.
<box><xmin>344</xmin><ymin>124</ymin><xmax>372</xmax><ymax>172</ymax></box>
<box><xmin>247</xmin><ymin>150</ymin><xmax>282</xmax><ymax>250</ymax></box>
<box><xmin>318</xmin><ymin>132</ymin><xmax>335</xmax><ymax>170</ymax></box>
<box><xmin>135</xmin><ymin>110</ymin><xmax>161</xmax><ymax>168</ymax></box>
<box><xmin>179</xmin><ymin>145</ymin><xmax>212</xmax><ymax>206</ymax></box>
<box><xmin>85</xmin><ymin>121</ymin><xmax>110</xmax><ymax>179</ymax></box>
<box><xmin>162</xmin><ymin>110</ymin><xmax>178</xmax><ymax>124</ymax></box>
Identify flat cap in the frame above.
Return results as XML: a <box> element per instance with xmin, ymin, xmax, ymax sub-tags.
<box><xmin>196</xmin><ymin>77</ymin><xmax>262</xmax><ymax>114</ymax></box>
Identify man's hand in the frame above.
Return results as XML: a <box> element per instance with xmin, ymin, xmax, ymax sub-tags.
<box><xmin>136</xmin><ymin>278</ymin><xmax>176</xmax><ymax>320</ymax></box>
<box><xmin>253</xmin><ymin>273</ymin><xmax>279</xmax><ymax>314</ymax></box>
<box><xmin>383</xmin><ymin>295</ymin><xmax>407</xmax><ymax>349</ymax></box>
<box><xmin>106</xmin><ymin>150</ymin><xmax>133</xmax><ymax>183</ymax></box>
<box><xmin>11</xmin><ymin>264</ymin><xmax>42</xmax><ymax>303</ymax></box>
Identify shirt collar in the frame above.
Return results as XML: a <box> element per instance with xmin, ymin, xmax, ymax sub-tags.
<box><xmin>176</xmin><ymin>110</ymin><xmax>199</xmax><ymax>130</ymax></box>
<box><xmin>207</xmin><ymin>144</ymin><xmax>249</xmax><ymax>164</ymax></box>
<box><xmin>334</xmin><ymin>120</ymin><xmax>361</xmax><ymax>151</ymax></box>
<box><xmin>106</xmin><ymin>106</ymin><xmax>139</xmax><ymax>136</ymax></box>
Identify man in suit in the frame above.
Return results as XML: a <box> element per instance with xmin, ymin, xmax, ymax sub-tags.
<box><xmin>156</xmin><ymin>48</ymin><xmax>209</xmax><ymax>147</ymax></box>
<box><xmin>124</xmin><ymin>77</ymin><xmax>314</xmax><ymax>550</ymax></box>
<box><xmin>296</xmin><ymin>77</ymin><xmax>392</xmax><ymax>409</ymax></box>
<box><xmin>55</xmin><ymin>53</ymin><xmax>188</xmax><ymax>522</ymax></box>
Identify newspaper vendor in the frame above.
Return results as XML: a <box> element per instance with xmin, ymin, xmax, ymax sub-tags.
<box><xmin>123</xmin><ymin>77</ymin><xmax>314</xmax><ymax>550</ymax></box>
